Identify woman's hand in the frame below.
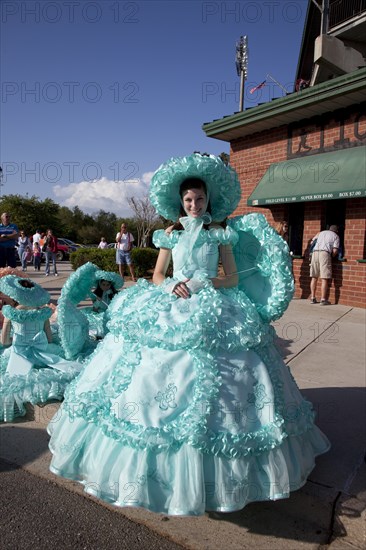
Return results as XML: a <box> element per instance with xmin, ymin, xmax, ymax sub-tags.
<box><xmin>185</xmin><ymin>278</ymin><xmax>207</xmax><ymax>295</ymax></box>
<box><xmin>172</xmin><ymin>279</ymin><xmax>191</xmax><ymax>299</ymax></box>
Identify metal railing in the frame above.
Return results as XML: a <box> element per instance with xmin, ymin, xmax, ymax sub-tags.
<box><xmin>329</xmin><ymin>0</ymin><xmax>366</xmax><ymax>29</ymax></box>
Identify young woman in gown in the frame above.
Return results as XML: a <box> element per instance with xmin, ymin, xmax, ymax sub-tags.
<box><xmin>48</xmin><ymin>153</ymin><xmax>330</xmax><ymax>515</ymax></box>
<box><xmin>0</xmin><ymin>276</ymin><xmax>82</xmax><ymax>422</ymax></box>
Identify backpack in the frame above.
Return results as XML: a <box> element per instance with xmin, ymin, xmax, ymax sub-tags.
<box><xmin>310</xmin><ymin>238</ymin><xmax>318</xmax><ymax>253</ymax></box>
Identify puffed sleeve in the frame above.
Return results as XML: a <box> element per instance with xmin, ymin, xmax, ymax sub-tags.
<box><xmin>152</xmin><ymin>229</ymin><xmax>180</xmax><ymax>249</ymax></box>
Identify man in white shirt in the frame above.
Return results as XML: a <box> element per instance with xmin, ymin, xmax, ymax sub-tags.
<box><xmin>116</xmin><ymin>223</ymin><xmax>136</xmax><ymax>281</ymax></box>
<box><xmin>32</xmin><ymin>229</ymin><xmax>41</xmax><ymax>248</ymax></box>
<box><xmin>310</xmin><ymin>225</ymin><xmax>340</xmax><ymax>305</ymax></box>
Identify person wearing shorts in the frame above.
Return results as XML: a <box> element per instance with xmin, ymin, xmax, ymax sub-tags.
<box><xmin>310</xmin><ymin>225</ymin><xmax>340</xmax><ymax>305</ymax></box>
<box><xmin>116</xmin><ymin>223</ymin><xmax>136</xmax><ymax>282</ymax></box>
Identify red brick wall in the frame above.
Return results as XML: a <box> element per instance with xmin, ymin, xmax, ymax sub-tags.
<box><xmin>231</xmin><ymin>126</ymin><xmax>288</xmax><ymax>219</ymax></box>
<box><xmin>229</xmin><ymin>108</ymin><xmax>366</xmax><ymax>308</ymax></box>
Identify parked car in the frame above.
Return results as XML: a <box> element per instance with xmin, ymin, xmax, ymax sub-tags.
<box><xmin>41</xmin><ymin>242</ymin><xmax>70</xmax><ymax>262</ymax></box>
<box><xmin>57</xmin><ymin>238</ymin><xmax>85</xmax><ymax>252</ymax></box>
<box><xmin>53</xmin><ymin>242</ymin><xmax>71</xmax><ymax>261</ymax></box>
<box><xmin>52</xmin><ymin>238</ymin><xmax>87</xmax><ymax>260</ymax></box>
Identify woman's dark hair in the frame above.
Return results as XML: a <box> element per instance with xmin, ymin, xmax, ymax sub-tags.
<box><xmin>94</xmin><ymin>279</ymin><xmax>118</xmax><ymax>298</ymax></box>
<box><xmin>179</xmin><ymin>178</ymin><xmax>207</xmax><ymax>197</ymax></box>
<box><xmin>19</xmin><ymin>279</ymin><xmax>35</xmax><ymax>289</ymax></box>
<box><xmin>171</xmin><ymin>177</ymin><xmax>226</xmax><ymax>230</ymax></box>
<box><xmin>11</xmin><ymin>279</ymin><xmax>35</xmax><ymax>305</ymax></box>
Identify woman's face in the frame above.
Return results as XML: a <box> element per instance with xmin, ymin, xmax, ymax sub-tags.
<box><xmin>182</xmin><ymin>188</ymin><xmax>207</xmax><ymax>218</ymax></box>
<box><xmin>100</xmin><ymin>280</ymin><xmax>112</xmax><ymax>291</ymax></box>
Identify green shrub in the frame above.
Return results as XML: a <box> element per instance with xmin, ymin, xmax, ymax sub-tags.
<box><xmin>131</xmin><ymin>247</ymin><xmax>159</xmax><ymax>277</ymax></box>
<box><xmin>70</xmin><ymin>247</ymin><xmax>159</xmax><ymax>277</ymax></box>
<box><xmin>70</xmin><ymin>248</ymin><xmax>117</xmax><ymax>271</ymax></box>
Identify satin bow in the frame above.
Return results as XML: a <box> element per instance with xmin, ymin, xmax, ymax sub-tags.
<box><xmin>174</xmin><ymin>214</ymin><xmax>212</xmax><ymax>277</ymax></box>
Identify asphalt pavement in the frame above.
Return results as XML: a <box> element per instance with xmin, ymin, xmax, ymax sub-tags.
<box><xmin>0</xmin><ymin>262</ymin><xmax>365</xmax><ymax>549</ymax></box>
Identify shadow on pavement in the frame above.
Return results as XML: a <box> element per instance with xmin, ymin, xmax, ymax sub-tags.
<box><xmin>273</xmin><ymin>334</ymin><xmax>293</xmax><ymax>359</ymax></box>
<box><xmin>205</xmin><ymin>386</ymin><xmax>365</xmax><ymax>545</ymax></box>
<box><xmin>0</xmin><ymin>404</ymin><xmax>58</xmax><ymax>472</ymax></box>
<box><xmin>301</xmin><ymin>387</ymin><xmax>365</xmax><ymax>491</ymax></box>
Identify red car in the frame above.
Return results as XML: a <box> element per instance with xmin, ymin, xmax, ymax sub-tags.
<box><xmin>52</xmin><ymin>242</ymin><xmax>70</xmax><ymax>261</ymax></box>
<box><xmin>30</xmin><ymin>237</ymin><xmax>71</xmax><ymax>261</ymax></box>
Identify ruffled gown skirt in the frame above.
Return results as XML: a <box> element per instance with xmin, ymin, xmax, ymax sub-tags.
<box><xmin>0</xmin><ymin>330</ymin><xmax>81</xmax><ymax>422</ymax></box>
<box><xmin>48</xmin><ymin>280</ymin><xmax>330</xmax><ymax>515</ymax></box>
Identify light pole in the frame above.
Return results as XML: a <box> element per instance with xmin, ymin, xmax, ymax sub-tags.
<box><xmin>236</xmin><ymin>35</ymin><xmax>248</xmax><ymax>112</ymax></box>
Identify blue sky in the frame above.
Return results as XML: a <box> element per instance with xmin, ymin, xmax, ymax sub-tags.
<box><xmin>1</xmin><ymin>0</ymin><xmax>308</xmax><ymax>215</ymax></box>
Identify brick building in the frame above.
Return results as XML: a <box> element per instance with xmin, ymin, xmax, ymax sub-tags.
<box><xmin>203</xmin><ymin>1</ymin><xmax>366</xmax><ymax>308</ymax></box>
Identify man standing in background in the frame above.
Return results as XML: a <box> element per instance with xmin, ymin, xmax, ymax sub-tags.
<box><xmin>116</xmin><ymin>223</ymin><xmax>136</xmax><ymax>282</ymax></box>
<box><xmin>0</xmin><ymin>212</ymin><xmax>19</xmax><ymax>268</ymax></box>
<box><xmin>310</xmin><ymin>225</ymin><xmax>340</xmax><ymax>305</ymax></box>
<box><xmin>32</xmin><ymin>229</ymin><xmax>41</xmax><ymax>247</ymax></box>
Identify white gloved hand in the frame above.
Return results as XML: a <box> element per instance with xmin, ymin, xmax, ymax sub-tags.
<box><xmin>162</xmin><ymin>279</ymin><xmax>180</xmax><ymax>294</ymax></box>
<box><xmin>185</xmin><ymin>278</ymin><xmax>205</xmax><ymax>295</ymax></box>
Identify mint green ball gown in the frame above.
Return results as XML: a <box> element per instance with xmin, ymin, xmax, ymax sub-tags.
<box><xmin>0</xmin><ymin>306</ymin><xmax>82</xmax><ymax>422</ymax></box>
<box><xmin>48</xmin><ymin>214</ymin><xmax>330</xmax><ymax>515</ymax></box>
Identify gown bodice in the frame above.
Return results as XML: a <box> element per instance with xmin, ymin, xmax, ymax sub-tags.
<box><xmin>11</xmin><ymin>319</ymin><xmax>47</xmax><ymax>346</ymax></box>
<box><xmin>0</xmin><ymin>305</ymin><xmax>81</xmax><ymax>379</ymax></box>
<box><xmin>91</xmin><ymin>289</ymin><xmax>114</xmax><ymax>313</ymax></box>
<box><xmin>2</xmin><ymin>306</ymin><xmax>52</xmax><ymax>349</ymax></box>
<box><xmin>153</xmin><ymin>225</ymin><xmax>239</xmax><ymax>280</ymax></box>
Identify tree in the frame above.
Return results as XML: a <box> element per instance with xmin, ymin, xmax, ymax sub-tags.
<box><xmin>92</xmin><ymin>210</ymin><xmax>118</xmax><ymax>243</ymax></box>
<box><xmin>0</xmin><ymin>194</ymin><xmax>61</xmax><ymax>234</ymax></box>
<box><xmin>77</xmin><ymin>225</ymin><xmax>102</xmax><ymax>244</ymax></box>
<box><xmin>57</xmin><ymin>206</ymin><xmax>80</xmax><ymax>241</ymax></box>
<box><xmin>127</xmin><ymin>195</ymin><xmax>160</xmax><ymax>247</ymax></box>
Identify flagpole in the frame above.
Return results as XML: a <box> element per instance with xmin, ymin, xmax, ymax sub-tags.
<box><xmin>266</xmin><ymin>73</ymin><xmax>288</xmax><ymax>94</ymax></box>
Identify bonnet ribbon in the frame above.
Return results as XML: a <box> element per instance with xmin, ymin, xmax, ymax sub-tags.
<box><xmin>173</xmin><ymin>213</ymin><xmax>212</xmax><ymax>277</ymax></box>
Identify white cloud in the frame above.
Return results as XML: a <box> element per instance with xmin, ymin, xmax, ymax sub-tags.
<box><xmin>142</xmin><ymin>171</ymin><xmax>154</xmax><ymax>185</ymax></box>
<box><xmin>53</xmin><ymin>174</ymin><xmax>152</xmax><ymax>215</ymax></box>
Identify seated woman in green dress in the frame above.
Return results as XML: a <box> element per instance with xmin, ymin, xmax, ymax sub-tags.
<box><xmin>0</xmin><ymin>276</ymin><xmax>82</xmax><ymax>422</ymax></box>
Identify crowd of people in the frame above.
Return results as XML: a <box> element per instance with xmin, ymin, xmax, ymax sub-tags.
<box><xmin>0</xmin><ymin>216</ymin><xmax>137</xmax><ymax>282</ymax></box>
<box><xmin>0</xmin><ymin>153</ymin><xmax>333</xmax><ymax>517</ymax></box>
<box><xmin>0</xmin><ymin>216</ymin><xmax>61</xmax><ymax>276</ymax></box>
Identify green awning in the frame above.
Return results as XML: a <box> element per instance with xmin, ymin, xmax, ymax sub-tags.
<box><xmin>247</xmin><ymin>146</ymin><xmax>366</xmax><ymax>206</ymax></box>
